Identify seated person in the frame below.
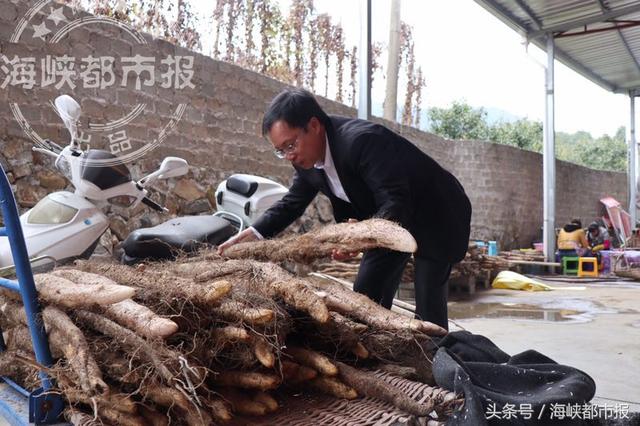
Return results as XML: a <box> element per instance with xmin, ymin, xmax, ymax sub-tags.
<box><xmin>556</xmin><ymin>219</ymin><xmax>589</xmax><ymax>262</ymax></box>
<box><xmin>587</xmin><ymin>221</ymin><xmax>611</xmax><ymax>262</ymax></box>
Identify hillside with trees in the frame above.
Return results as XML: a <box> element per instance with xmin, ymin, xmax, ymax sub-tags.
<box><xmin>428</xmin><ymin>101</ymin><xmax>627</xmax><ymax>172</ymax></box>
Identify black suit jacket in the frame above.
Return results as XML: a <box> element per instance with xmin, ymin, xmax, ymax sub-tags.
<box><xmin>252</xmin><ymin>116</ymin><xmax>472</xmax><ymax>263</ymax></box>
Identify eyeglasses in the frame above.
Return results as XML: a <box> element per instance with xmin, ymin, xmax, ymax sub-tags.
<box><xmin>274</xmin><ymin>135</ymin><xmax>302</xmax><ymax>159</ymax></box>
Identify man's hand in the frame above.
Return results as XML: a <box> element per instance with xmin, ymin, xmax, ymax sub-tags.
<box><xmin>217</xmin><ymin>228</ymin><xmax>259</xmax><ymax>255</ymax></box>
<box><xmin>331</xmin><ymin>218</ymin><xmax>359</xmax><ymax>261</ymax></box>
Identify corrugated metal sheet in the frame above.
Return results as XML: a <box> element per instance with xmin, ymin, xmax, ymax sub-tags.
<box><xmin>475</xmin><ymin>0</ymin><xmax>640</xmax><ymax>93</ymax></box>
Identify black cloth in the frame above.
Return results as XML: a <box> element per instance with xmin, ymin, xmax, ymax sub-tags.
<box><xmin>432</xmin><ymin>331</ymin><xmax>598</xmax><ymax>425</ymax></box>
<box><xmin>252</xmin><ymin>115</ymin><xmax>472</xmax><ymax>263</ymax></box>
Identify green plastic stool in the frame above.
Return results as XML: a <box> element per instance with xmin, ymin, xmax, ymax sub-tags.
<box><xmin>562</xmin><ymin>256</ymin><xmax>580</xmax><ymax>275</ymax></box>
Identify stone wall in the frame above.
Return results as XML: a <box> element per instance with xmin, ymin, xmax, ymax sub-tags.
<box><xmin>0</xmin><ymin>0</ymin><xmax>628</xmax><ymax>253</ymax></box>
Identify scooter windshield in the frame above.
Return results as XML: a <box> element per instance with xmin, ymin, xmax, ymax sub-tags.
<box><xmin>28</xmin><ymin>197</ymin><xmax>78</xmax><ymax>224</ymax></box>
<box><xmin>81</xmin><ymin>150</ymin><xmax>131</xmax><ymax>190</ymax></box>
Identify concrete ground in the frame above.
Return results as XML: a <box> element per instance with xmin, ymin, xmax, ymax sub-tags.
<box><xmin>447</xmin><ymin>276</ymin><xmax>640</xmax><ymax>413</ymax></box>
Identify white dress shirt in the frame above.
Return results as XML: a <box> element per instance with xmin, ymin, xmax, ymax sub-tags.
<box><xmin>314</xmin><ymin>134</ymin><xmax>351</xmax><ymax>203</ymax></box>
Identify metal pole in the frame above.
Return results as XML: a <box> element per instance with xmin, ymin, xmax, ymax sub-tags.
<box><xmin>0</xmin><ymin>165</ymin><xmax>64</xmax><ymax>422</ymax></box>
<box><xmin>543</xmin><ymin>34</ymin><xmax>556</xmax><ymax>261</ymax></box>
<box><xmin>630</xmin><ymin>93</ymin><xmax>637</xmax><ymax>227</ymax></box>
<box><xmin>383</xmin><ymin>0</ymin><xmax>401</xmax><ymax>121</ymax></box>
<box><xmin>358</xmin><ymin>0</ymin><xmax>371</xmax><ymax>120</ymax></box>
<box><xmin>0</xmin><ymin>170</ymin><xmax>55</xmax><ymax>385</ymax></box>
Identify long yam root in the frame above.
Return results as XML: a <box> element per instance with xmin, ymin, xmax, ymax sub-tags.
<box><xmin>309</xmin><ymin>376</ymin><xmax>358</xmax><ymax>399</ymax></box>
<box><xmin>217</xmin><ymin>301</ymin><xmax>274</xmax><ymax>325</ymax></box>
<box><xmin>52</xmin><ymin>269</ymin><xmax>179</xmax><ymax>339</ymax></box>
<box><xmin>72</xmin><ymin>262</ymin><xmax>230</xmax><ymax>306</ymax></box>
<box><xmin>194</xmin><ymin>260</ymin><xmax>331</xmax><ymax>324</ymax></box>
<box><xmin>336</xmin><ymin>361</ymin><xmax>435</xmax><ymax>416</ymax></box>
<box><xmin>224</xmin><ymin>218</ymin><xmax>417</xmax><ymax>263</ymax></box>
<box><xmin>0</xmin><ymin>349</ymin><xmax>30</xmax><ymax>377</ymax></box>
<box><xmin>352</xmin><ymin>342</ymin><xmax>370</xmax><ymax>359</ymax></box>
<box><xmin>47</xmin><ymin>325</ymin><xmax>108</xmax><ymax>396</ymax></box>
<box><xmin>62</xmin><ymin>386</ymin><xmax>139</xmax><ymax>416</ymax></box>
<box><xmin>74</xmin><ymin>310</ymin><xmax>177</xmax><ymax>384</ymax></box>
<box><xmin>311</xmin><ymin>277</ymin><xmax>446</xmax><ymax>336</ymax></box>
<box><xmin>245</xmin><ymin>261</ymin><xmax>330</xmax><ymax>323</ymax></box>
<box><xmin>207</xmin><ymin>398</ymin><xmax>233</xmax><ymax>422</ymax></box>
<box><xmin>253</xmin><ymin>337</ymin><xmax>276</xmax><ymax>368</ymax></box>
<box><xmin>281</xmin><ymin>360</ymin><xmax>317</xmax><ymax>383</ymax></box>
<box><xmin>65</xmin><ymin>408</ymin><xmax>101</xmax><ymax>426</ymax></box>
<box><xmin>103</xmin><ymin>298</ymin><xmax>178</xmax><ymax>339</ymax></box>
<box><xmin>217</xmin><ymin>387</ymin><xmax>268</xmax><ymax>416</ymax></box>
<box><xmin>0</xmin><ymin>298</ymin><xmax>107</xmax><ymax>395</ymax></box>
<box><xmin>253</xmin><ymin>391</ymin><xmax>279</xmax><ymax>412</ymax></box>
<box><xmin>91</xmin><ymin>407</ymin><xmax>145</xmax><ymax>426</ymax></box>
<box><xmin>212</xmin><ymin>326</ymin><xmax>250</xmax><ymax>343</ymax></box>
<box><xmin>315</xmin><ymin>311</ymin><xmax>369</xmax><ymax>358</ymax></box>
<box><xmin>145</xmin><ymin>385</ymin><xmax>213</xmax><ymax>425</ymax></box>
<box><xmin>33</xmin><ymin>272</ymin><xmax>134</xmax><ymax>308</ymax></box>
<box><xmin>213</xmin><ymin>370</ymin><xmax>280</xmax><ymax>390</ymax></box>
<box><xmin>284</xmin><ymin>346</ymin><xmax>338</xmax><ymax>376</ymax></box>
<box><xmin>177</xmin><ymin>260</ymin><xmax>248</xmax><ymax>280</ymax></box>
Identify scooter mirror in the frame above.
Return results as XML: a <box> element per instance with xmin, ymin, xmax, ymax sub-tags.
<box><xmin>157</xmin><ymin>157</ymin><xmax>189</xmax><ymax>179</ymax></box>
<box><xmin>54</xmin><ymin>95</ymin><xmax>81</xmax><ymax>141</ymax></box>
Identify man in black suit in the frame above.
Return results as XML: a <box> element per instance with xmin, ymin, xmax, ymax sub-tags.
<box><xmin>219</xmin><ymin>88</ymin><xmax>472</xmax><ymax>329</ymax></box>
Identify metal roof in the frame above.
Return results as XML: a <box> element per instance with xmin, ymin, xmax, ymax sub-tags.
<box><xmin>474</xmin><ymin>0</ymin><xmax>640</xmax><ymax>94</ymax></box>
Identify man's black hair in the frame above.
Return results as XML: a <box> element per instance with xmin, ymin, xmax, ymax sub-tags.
<box><xmin>262</xmin><ymin>88</ymin><xmax>331</xmax><ymax>137</ymax></box>
<box><xmin>570</xmin><ymin>218</ymin><xmax>582</xmax><ymax>228</ymax></box>
<box><xmin>588</xmin><ymin>222</ymin><xmax>599</xmax><ymax>232</ymax></box>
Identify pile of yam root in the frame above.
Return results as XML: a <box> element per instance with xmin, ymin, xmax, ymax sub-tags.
<box><xmin>0</xmin><ymin>219</ymin><xmax>462</xmax><ymax>425</ymax></box>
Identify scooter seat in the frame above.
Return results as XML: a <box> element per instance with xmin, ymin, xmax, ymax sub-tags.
<box><xmin>121</xmin><ymin>215</ymin><xmax>236</xmax><ymax>262</ymax></box>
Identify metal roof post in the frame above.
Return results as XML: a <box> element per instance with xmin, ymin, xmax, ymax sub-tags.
<box><xmin>630</xmin><ymin>92</ymin><xmax>637</xmax><ymax>227</ymax></box>
<box><xmin>543</xmin><ymin>34</ymin><xmax>556</xmax><ymax>262</ymax></box>
<box><xmin>358</xmin><ymin>0</ymin><xmax>371</xmax><ymax>120</ymax></box>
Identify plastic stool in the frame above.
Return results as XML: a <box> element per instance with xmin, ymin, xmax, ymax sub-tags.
<box><xmin>578</xmin><ymin>257</ymin><xmax>598</xmax><ymax>277</ymax></box>
<box><xmin>562</xmin><ymin>256</ymin><xmax>580</xmax><ymax>275</ymax></box>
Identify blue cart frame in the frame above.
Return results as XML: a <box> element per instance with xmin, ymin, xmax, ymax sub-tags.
<box><xmin>0</xmin><ymin>165</ymin><xmax>64</xmax><ymax>424</ymax></box>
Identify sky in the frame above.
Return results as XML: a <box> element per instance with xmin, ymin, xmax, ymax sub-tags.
<box><xmin>195</xmin><ymin>0</ymin><xmax>632</xmax><ymax>138</ymax></box>
<box><xmin>321</xmin><ymin>0</ymin><xmax>630</xmax><ymax>138</ymax></box>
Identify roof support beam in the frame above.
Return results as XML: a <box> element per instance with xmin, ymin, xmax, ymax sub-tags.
<box><xmin>594</xmin><ymin>0</ymin><xmax>640</xmax><ymax>84</ymax></box>
<box><xmin>555</xmin><ymin>20</ymin><xmax>640</xmax><ymax>38</ymax></box>
<box><xmin>474</xmin><ymin>0</ymin><xmax>533</xmax><ymax>34</ymax></box>
<box><xmin>630</xmin><ymin>93</ymin><xmax>637</xmax><ymax>227</ymax></box>
<box><xmin>513</xmin><ymin>0</ymin><xmax>543</xmax><ymax>29</ymax></box>
<box><xmin>529</xmin><ymin>3</ymin><xmax>640</xmax><ymax>40</ymax></box>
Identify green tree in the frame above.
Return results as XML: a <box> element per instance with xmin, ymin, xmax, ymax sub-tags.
<box><xmin>428</xmin><ymin>100</ymin><xmax>627</xmax><ymax>172</ymax></box>
<box><xmin>488</xmin><ymin>119</ymin><xmax>542</xmax><ymax>151</ymax></box>
<box><xmin>428</xmin><ymin>101</ymin><xmax>488</xmax><ymax>140</ymax></box>
<box><xmin>555</xmin><ymin>131</ymin><xmax>584</xmax><ymax>164</ymax></box>
<box><xmin>577</xmin><ymin>126</ymin><xmax>627</xmax><ymax>172</ymax></box>
<box><xmin>555</xmin><ymin>127</ymin><xmax>626</xmax><ymax>172</ymax></box>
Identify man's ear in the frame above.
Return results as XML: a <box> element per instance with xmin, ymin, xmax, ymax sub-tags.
<box><xmin>308</xmin><ymin>117</ymin><xmax>322</xmax><ymax>134</ymax></box>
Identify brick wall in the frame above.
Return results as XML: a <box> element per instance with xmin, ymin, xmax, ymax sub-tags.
<box><xmin>0</xmin><ymin>0</ymin><xmax>628</xmax><ymax>252</ymax></box>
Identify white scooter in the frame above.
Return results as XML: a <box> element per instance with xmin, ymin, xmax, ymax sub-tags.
<box><xmin>121</xmin><ymin>173</ymin><xmax>289</xmax><ymax>264</ymax></box>
<box><xmin>0</xmin><ymin>95</ymin><xmax>189</xmax><ymax>271</ymax></box>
